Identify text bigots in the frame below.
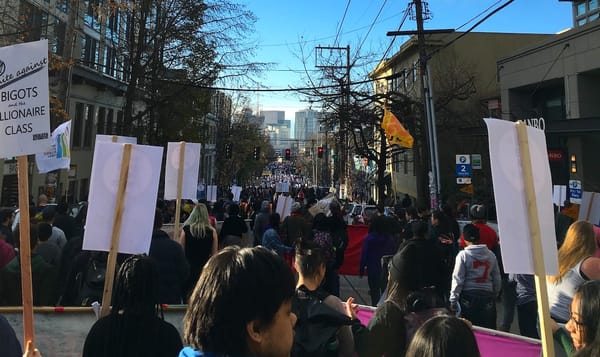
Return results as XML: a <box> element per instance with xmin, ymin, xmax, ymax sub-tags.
<box><xmin>0</xmin><ymin>40</ymin><xmax>50</xmax><ymax>158</ymax></box>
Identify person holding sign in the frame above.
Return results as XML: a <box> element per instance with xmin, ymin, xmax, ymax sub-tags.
<box><xmin>180</xmin><ymin>246</ymin><xmax>296</xmax><ymax>357</ymax></box>
<box><xmin>548</xmin><ymin>221</ymin><xmax>600</xmax><ymax>324</ymax></box>
<box><xmin>83</xmin><ymin>255</ymin><xmax>182</xmax><ymax>357</ymax></box>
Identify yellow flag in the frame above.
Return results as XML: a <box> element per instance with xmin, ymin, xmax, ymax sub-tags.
<box><xmin>382</xmin><ymin>109</ymin><xmax>414</xmax><ymax>148</ymax></box>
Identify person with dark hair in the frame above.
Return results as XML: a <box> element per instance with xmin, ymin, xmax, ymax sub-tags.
<box><xmin>280</xmin><ymin>202</ymin><xmax>310</xmax><ymax>246</ymax></box>
<box><xmin>261</xmin><ymin>213</ymin><xmax>292</xmax><ymax>256</ymax></box>
<box><xmin>0</xmin><ymin>224</ymin><xmax>57</xmax><ymax>306</ymax></box>
<box><xmin>293</xmin><ymin>240</ymin><xmax>356</xmax><ymax>357</ymax></box>
<box><xmin>53</xmin><ymin>199</ymin><xmax>76</xmax><ymax>241</ymax></box>
<box><xmin>357</xmin><ymin>237</ymin><xmax>447</xmax><ymax>357</ymax></box>
<box><xmin>83</xmin><ymin>255</ymin><xmax>183</xmax><ymax>356</ymax></box>
<box><xmin>218</xmin><ymin>203</ymin><xmax>248</xmax><ymax>248</ymax></box>
<box><xmin>253</xmin><ymin>201</ymin><xmax>271</xmax><ymax>247</ymax></box>
<box><xmin>0</xmin><ymin>219</ymin><xmax>15</xmax><ymax>269</ymax></box>
<box><xmin>459</xmin><ymin>204</ymin><xmax>499</xmax><ymax>251</ymax></box>
<box><xmin>40</xmin><ymin>207</ymin><xmax>67</xmax><ymax>250</ymax></box>
<box><xmin>34</xmin><ymin>222</ymin><xmax>61</xmax><ymax>266</ymax></box>
<box><xmin>149</xmin><ymin>209</ymin><xmax>189</xmax><ymax>304</ymax></box>
<box><xmin>0</xmin><ymin>208</ymin><xmax>15</xmax><ymax>247</ymax></box>
<box><xmin>397</xmin><ymin>221</ymin><xmax>450</xmax><ymax>297</ymax></box>
<box><xmin>405</xmin><ymin>315</ymin><xmax>480</xmax><ymax>357</ymax></box>
<box><xmin>450</xmin><ymin>224</ymin><xmax>501</xmax><ymax>329</ymax></box>
<box><xmin>360</xmin><ymin>215</ymin><xmax>397</xmax><ymax>306</ymax></box>
<box><xmin>180</xmin><ymin>203</ymin><xmax>217</xmax><ymax>300</ymax></box>
<box><xmin>180</xmin><ymin>246</ymin><xmax>297</xmax><ymax>357</ymax></box>
<box><xmin>324</xmin><ymin>201</ymin><xmax>348</xmax><ymax>297</ymax></box>
<box><xmin>0</xmin><ymin>314</ymin><xmax>22</xmax><ymax>356</ymax></box>
<box><xmin>554</xmin><ymin>280</ymin><xmax>600</xmax><ymax>356</ymax></box>
<box><xmin>430</xmin><ymin>210</ymin><xmax>456</xmax><ymax>275</ymax></box>
<box><xmin>400</xmin><ymin>207</ymin><xmax>420</xmax><ymax>242</ymax></box>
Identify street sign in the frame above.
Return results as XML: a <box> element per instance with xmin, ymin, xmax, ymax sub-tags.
<box><xmin>456</xmin><ymin>154</ymin><xmax>471</xmax><ymax>178</ymax></box>
<box><xmin>472</xmin><ymin>154</ymin><xmax>482</xmax><ymax>169</ymax></box>
<box><xmin>457</xmin><ymin>177</ymin><xmax>472</xmax><ymax>184</ymax></box>
<box><xmin>569</xmin><ymin>179</ymin><xmax>582</xmax><ymax>204</ymax></box>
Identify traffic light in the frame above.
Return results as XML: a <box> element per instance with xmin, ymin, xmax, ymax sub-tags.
<box><xmin>317</xmin><ymin>146</ymin><xmax>323</xmax><ymax>158</ymax></box>
<box><xmin>225</xmin><ymin>143</ymin><xmax>232</xmax><ymax>159</ymax></box>
<box><xmin>253</xmin><ymin>146</ymin><xmax>260</xmax><ymax>160</ymax></box>
<box><xmin>285</xmin><ymin>148</ymin><xmax>291</xmax><ymax>160</ymax></box>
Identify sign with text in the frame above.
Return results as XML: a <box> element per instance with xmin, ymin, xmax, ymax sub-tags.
<box><xmin>456</xmin><ymin>154</ymin><xmax>471</xmax><ymax>181</ymax></box>
<box><xmin>164</xmin><ymin>142</ymin><xmax>201</xmax><ymax>200</ymax></box>
<box><xmin>0</xmin><ymin>40</ymin><xmax>50</xmax><ymax>158</ymax></box>
<box><xmin>83</xmin><ymin>141</ymin><xmax>163</xmax><ymax>254</ymax></box>
<box><xmin>569</xmin><ymin>180</ymin><xmax>582</xmax><ymax>204</ymax></box>
<box><xmin>96</xmin><ymin>134</ymin><xmax>137</xmax><ymax>144</ymax></box>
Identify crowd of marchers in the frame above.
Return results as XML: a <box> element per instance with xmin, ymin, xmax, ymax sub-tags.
<box><xmin>1</xmin><ymin>190</ymin><xmax>600</xmax><ymax>357</ymax></box>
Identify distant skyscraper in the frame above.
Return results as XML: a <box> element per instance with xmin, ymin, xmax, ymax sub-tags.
<box><xmin>260</xmin><ymin>110</ymin><xmax>285</xmax><ymax>128</ymax></box>
<box><xmin>294</xmin><ymin>109</ymin><xmax>319</xmax><ymax>149</ymax></box>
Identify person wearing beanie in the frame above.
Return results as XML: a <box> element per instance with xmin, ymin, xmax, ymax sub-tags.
<box><xmin>459</xmin><ymin>204</ymin><xmax>499</xmax><ymax>251</ymax></box>
<box><xmin>450</xmin><ymin>224</ymin><xmax>501</xmax><ymax>329</ymax></box>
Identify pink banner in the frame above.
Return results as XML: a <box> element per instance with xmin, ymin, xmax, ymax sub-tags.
<box><xmin>355</xmin><ymin>307</ymin><xmax>541</xmax><ymax>356</ymax></box>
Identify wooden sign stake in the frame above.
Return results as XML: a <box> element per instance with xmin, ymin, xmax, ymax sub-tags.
<box><xmin>100</xmin><ymin>143</ymin><xmax>133</xmax><ymax>318</ymax></box>
<box><xmin>17</xmin><ymin>155</ymin><xmax>35</xmax><ymax>350</ymax></box>
<box><xmin>174</xmin><ymin>142</ymin><xmax>186</xmax><ymax>242</ymax></box>
<box><xmin>516</xmin><ymin>121</ymin><xmax>555</xmax><ymax>357</ymax></box>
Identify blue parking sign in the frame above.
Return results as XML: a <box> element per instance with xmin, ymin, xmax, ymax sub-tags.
<box><xmin>456</xmin><ymin>164</ymin><xmax>471</xmax><ymax>178</ymax></box>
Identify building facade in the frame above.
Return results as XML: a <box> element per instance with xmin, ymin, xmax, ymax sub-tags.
<box><xmin>370</xmin><ymin>31</ymin><xmax>553</xmax><ymax>203</ymax></box>
<box><xmin>498</xmin><ymin>10</ymin><xmax>600</xmax><ymax>194</ymax></box>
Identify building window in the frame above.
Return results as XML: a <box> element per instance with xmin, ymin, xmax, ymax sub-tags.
<box><xmin>80</xmin><ymin>178</ymin><xmax>89</xmax><ymax>201</ymax></box>
<box><xmin>81</xmin><ymin>35</ymin><xmax>97</xmax><ymax>68</ymax></box>
<box><xmin>73</xmin><ymin>103</ymin><xmax>84</xmax><ymax>147</ymax></box>
<box><xmin>577</xmin><ymin>2</ymin><xmax>587</xmax><ymax>15</ymax></box>
<box><xmin>85</xmin><ymin>0</ymin><xmax>102</xmax><ymax>32</ymax></box>
<box><xmin>403</xmin><ymin>153</ymin><xmax>408</xmax><ymax>174</ymax></box>
<box><xmin>83</xmin><ymin>104</ymin><xmax>94</xmax><ymax>147</ymax></box>
<box><xmin>97</xmin><ymin>107</ymin><xmax>106</xmax><ymax>135</ymax></box>
<box><xmin>106</xmin><ymin>109</ymin><xmax>114</xmax><ymax>134</ymax></box>
<box><xmin>51</xmin><ymin>20</ymin><xmax>66</xmax><ymax>55</ymax></box>
<box><xmin>116</xmin><ymin>111</ymin><xmax>123</xmax><ymax>135</ymax></box>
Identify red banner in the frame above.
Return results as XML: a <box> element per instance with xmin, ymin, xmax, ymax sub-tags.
<box><xmin>338</xmin><ymin>224</ymin><xmax>369</xmax><ymax>275</ymax></box>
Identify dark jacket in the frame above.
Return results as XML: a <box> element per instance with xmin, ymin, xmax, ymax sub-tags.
<box><xmin>0</xmin><ymin>254</ymin><xmax>58</xmax><ymax>306</ymax></box>
<box><xmin>360</xmin><ymin>232</ymin><xmax>396</xmax><ymax>278</ymax></box>
<box><xmin>280</xmin><ymin>213</ymin><xmax>311</xmax><ymax>246</ymax></box>
<box><xmin>357</xmin><ymin>300</ymin><xmax>407</xmax><ymax>357</ymax></box>
<box><xmin>149</xmin><ymin>229</ymin><xmax>189</xmax><ymax>304</ymax></box>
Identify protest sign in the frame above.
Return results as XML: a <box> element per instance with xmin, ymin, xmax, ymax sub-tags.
<box><xmin>206</xmin><ymin>185</ymin><xmax>217</xmax><ymax>202</ymax></box>
<box><xmin>35</xmin><ymin>120</ymin><xmax>71</xmax><ymax>173</ymax></box>
<box><xmin>231</xmin><ymin>185</ymin><xmax>242</xmax><ymax>202</ymax></box>
<box><xmin>0</xmin><ymin>40</ymin><xmax>50</xmax><ymax>158</ymax></box>
<box><xmin>276</xmin><ymin>195</ymin><xmax>293</xmax><ymax>219</ymax></box>
<box><xmin>83</xmin><ymin>142</ymin><xmax>163</xmax><ymax>254</ymax></box>
<box><xmin>164</xmin><ymin>142</ymin><xmax>201</xmax><ymax>200</ymax></box>
<box><xmin>95</xmin><ymin>134</ymin><xmax>137</xmax><ymax>144</ymax></box>
<box><xmin>485</xmin><ymin>118</ymin><xmax>557</xmax><ymax>357</ymax></box>
<box><xmin>579</xmin><ymin>191</ymin><xmax>600</xmax><ymax>225</ymax></box>
<box><xmin>552</xmin><ymin>185</ymin><xmax>567</xmax><ymax>208</ymax></box>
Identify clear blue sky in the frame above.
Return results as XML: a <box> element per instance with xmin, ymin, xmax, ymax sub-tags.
<box><xmin>242</xmin><ymin>0</ymin><xmax>573</xmax><ymax>125</ymax></box>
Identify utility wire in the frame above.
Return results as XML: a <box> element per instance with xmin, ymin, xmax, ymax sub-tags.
<box><xmin>426</xmin><ymin>0</ymin><xmax>515</xmax><ymax>60</ymax></box>
<box><xmin>354</xmin><ymin>0</ymin><xmax>388</xmax><ymax>57</ymax></box>
<box><xmin>334</xmin><ymin>0</ymin><xmax>352</xmax><ymax>47</ymax></box>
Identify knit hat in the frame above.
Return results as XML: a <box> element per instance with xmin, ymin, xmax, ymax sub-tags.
<box><xmin>470</xmin><ymin>204</ymin><xmax>486</xmax><ymax>220</ymax></box>
<box><xmin>291</xmin><ymin>202</ymin><xmax>302</xmax><ymax>213</ymax></box>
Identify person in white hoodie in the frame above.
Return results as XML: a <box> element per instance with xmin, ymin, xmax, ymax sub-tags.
<box><xmin>450</xmin><ymin>224</ymin><xmax>501</xmax><ymax>329</ymax></box>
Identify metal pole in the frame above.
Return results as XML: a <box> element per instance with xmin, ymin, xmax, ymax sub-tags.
<box><xmin>425</xmin><ymin>63</ymin><xmax>440</xmax><ymax>208</ymax></box>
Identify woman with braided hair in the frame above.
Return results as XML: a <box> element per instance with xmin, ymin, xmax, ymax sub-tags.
<box><xmin>82</xmin><ymin>254</ymin><xmax>182</xmax><ymax>357</ymax></box>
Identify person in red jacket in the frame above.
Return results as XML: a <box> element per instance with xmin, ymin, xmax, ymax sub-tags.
<box><xmin>459</xmin><ymin>204</ymin><xmax>499</xmax><ymax>251</ymax></box>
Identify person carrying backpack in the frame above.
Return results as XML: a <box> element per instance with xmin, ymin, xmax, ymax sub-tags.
<box><xmin>292</xmin><ymin>240</ymin><xmax>358</xmax><ymax>357</ymax></box>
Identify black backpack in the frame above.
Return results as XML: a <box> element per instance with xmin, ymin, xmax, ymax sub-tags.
<box><xmin>75</xmin><ymin>253</ymin><xmax>107</xmax><ymax>306</ymax></box>
<box><xmin>291</xmin><ymin>285</ymin><xmax>352</xmax><ymax>357</ymax></box>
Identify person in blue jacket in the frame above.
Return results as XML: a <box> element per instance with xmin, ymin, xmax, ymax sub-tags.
<box><xmin>180</xmin><ymin>246</ymin><xmax>297</xmax><ymax>357</ymax></box>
